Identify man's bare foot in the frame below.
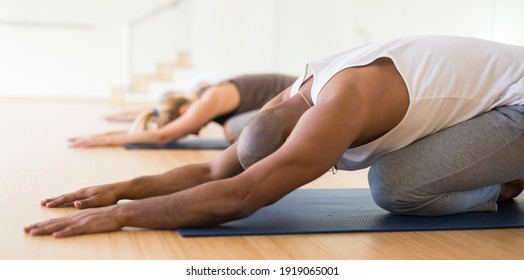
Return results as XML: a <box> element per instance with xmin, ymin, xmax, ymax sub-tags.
<box><xmin>497</xmin><ymin>177</ymin><xmax>524</xmax><ymax>203</ymax></box>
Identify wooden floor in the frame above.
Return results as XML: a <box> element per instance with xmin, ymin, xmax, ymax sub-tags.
<box><xmin>1</xmin><ymin>98</ymin><xmax>523</xmax><ymax>260</ymax></box>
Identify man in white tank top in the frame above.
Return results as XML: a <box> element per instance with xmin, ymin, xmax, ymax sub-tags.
<box><xmin>281</xmin><ymin>35</ymin><xmax>524</xmax><ymax>215</ymax></box>
<box><xmin>25</xmin><ymin>36</ymin><xmax>524</xmax><ymax>238</ymax></box>
<box><xmin>291</xmin><ymin>35</ymin><xmax>524</xmax><ymax>170</ymax></box>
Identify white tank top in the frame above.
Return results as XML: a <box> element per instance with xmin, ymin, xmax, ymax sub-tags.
<box><xmin>290</xmin><ymin>35</ymin><xmax>524</xmax><ymax>170</ymax></box>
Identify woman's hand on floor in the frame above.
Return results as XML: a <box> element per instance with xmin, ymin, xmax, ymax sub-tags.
<box><xmin>68</xmin><ymin>133</ymin><xmax>111</xmax><ymax>148</ymax></box>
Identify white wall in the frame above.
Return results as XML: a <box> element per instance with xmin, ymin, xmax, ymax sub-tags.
<box><xmin>190</xmin><ymin>0</ymin><xmax>278</xmax><ymax>74</ymax></box>
<box><xmin>132</xmin><ymin>0</ymin><xmax>192</xmax><ymax>75</ymax></box>
<box><xmin>491</xmin><ymin>0</ymin><xmax>524</xmax><ymax>45</ymax></box>
<box><xmin>0</xmin><ymin>23</ymin><xmax>122</xmax><ymax>98</ymax></box>
<box><xmin>191</xmin><ymin>0</ymin><xmax>524</xmax><ymax>77</ymax></box>
<box><xmin>0</xmin><ymin>0</ymin><xmax>523</xmax><ymax>99</ymax></box>
<box><xmin>0</xmin><ymin>0</ymin><xmax>185</xmax><ymax>99</ymax></box>
<box><xmin>274</xmin><ymin>0</ymin><xmax>495</xmax><ymax>74</ymax></box>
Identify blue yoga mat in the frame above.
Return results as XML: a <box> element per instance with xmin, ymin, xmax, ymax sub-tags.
<box><xmin>178</xmin><ymin>188</ymin><xmax>524</xmax><ymax>237</ymax></box>
<box><xmin>125</xmin><ymin>138</ymin><xmax>231</xmax><ymax>150</ymax></box>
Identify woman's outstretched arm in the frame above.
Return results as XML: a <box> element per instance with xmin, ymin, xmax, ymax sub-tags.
<box><xmin>68</xmin><ymin>83</ymin><xmax>240</xmax><ymax>148</ymax></box>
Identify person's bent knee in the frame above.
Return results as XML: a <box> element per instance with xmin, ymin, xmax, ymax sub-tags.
<box><xmin>368</xmin><ymin>163</ymin><xmax>406</xmax><ymax>213</ymax></box>
<box><xmin>368</xmin><ymin>163</ymin><xmax>431</xmax><ymax>215</ymax></box>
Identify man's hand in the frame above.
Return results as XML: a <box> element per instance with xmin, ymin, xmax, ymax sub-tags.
<box><xmin>24</xmin><ymin>205</ymin><xmax>124</xmax><ymax>238</ymax></box>
<box><xmin>41</xmin><ymin>184</ymin><xmax>121</xmax><ymax>209</ymax></box>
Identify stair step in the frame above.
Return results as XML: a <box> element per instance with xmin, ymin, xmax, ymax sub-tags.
<box><xmin>175</xmin><ymin>51</ymin><xmax>192</xmax><ymax>68</ymax></box>
<box><xmin>155</xmin><ymin>63</ymin><xmax>176</xmax><ymax>80</ymax></box>
<box><xmin>111</xmin><ymin>51</ymin><xmax>193</xmax><ymax>105</ymax></box>
<box><xmin>148</xmin><ymin>80</ymin><xmax>179</xmax><ymax>99</ymax></box>
<box><xmin>129</xmin><ymin>75</ymin><xmax>152</xmax><ymax>93</ymax></box>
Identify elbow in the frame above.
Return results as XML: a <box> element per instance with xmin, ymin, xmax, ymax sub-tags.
<box><xmin>226</xmin><ymin>191</ymin><xmax>268</xmax><ymax>222</ymax></box>
<box><xmin>212</xmin><ymin>194</ymin><xmax>261</xmax><ymax>224</ymax></box>
<box><xmin>206</xmin><ymin>175</ymin><xmax>275</xmax><ymax>225</ymax></box>
<box><xmin>231</xmin><ymin>200</ymin><xmax>259</xmax><ymax>221</ymax></box>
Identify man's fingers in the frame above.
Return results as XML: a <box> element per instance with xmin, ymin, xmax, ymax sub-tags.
<box><xmin>53</xmin><ymin>225</ymin><xmax>85</xmax><ymax>238</ymax></box>
<box><xmin>42</xmin><ymin>193</ymin><xmax>85</xmax><ymax>207</ymax></box>
<box><xmin>74</xmin><ymin>199</ymin><xmax>89</xmax><ymax>209</ymax></box>
<box><xmin>26</xmin><ymin>220</ymin><xmax>73</xmax><ymax>236</ymax></box>
<box><xmin>25</xmin><ymin>205</ymin><xmax>122</xmax><ymax>238</ymax></box>
<box><xmin>74</xmin><ymin>195</ymin><xmax>114</xmax><ymax>209</ymax></box>
<box><xmin>23</xmin><ymin>224</ymin><xmax>36</xmax><ymax>233</ymax></box>
<box><xmin>40</xmin><ymin>196</ymin><xmax>61</xmax><ymax>206</ymax></box>
<box><xmin>43</xmin><ymin>196</ymin><xmax>72</xmax><ymax>207</ymax></box>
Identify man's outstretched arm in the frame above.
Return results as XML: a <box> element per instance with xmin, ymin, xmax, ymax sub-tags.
<box><xmin>39</xmin><ymin>144</ymin><xmax>244</xmax><ymax>209</ymax></box>
<box><xmin>25</xmin><ymin>65</ymin><xmax>405</xmax><ymax>238</ymax></box>
<box><xmin>125</xmin><ymin>90</ymin><xmax>363</xmax><ymax>229</ymax></box>
<box><xmin>24</xmin><ymin>144</ymin><xmax>245</xmax><ymax>237</ymax></box>
<box><xmin>25</xmin><ymin>90</ymin><xmax>359</xmax><ymax>237</ymax></box>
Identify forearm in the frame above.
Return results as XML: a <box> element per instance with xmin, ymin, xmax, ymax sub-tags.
<box><xmin>120</xmin><ymin>163</ymin><xmax>215</xmax><ymax>200</ymax></box>
<box><xmin>116</xmin><ymin>178</ymin><xmax>249</xmax><ymax>229</ymax></box>
<box><xmin>105</xmin><ymin>130</ymin><xmax>164</xmax><ymax>145</ymax></box>
<box><xmin>119</xmin><ymin>144</ymin><xmax>242</xmax><ymax>201</ymax></box>
<box><xmin>117</xmin><ymin>158</ymin><xmax>325</xmax><ymax>230</ymax></box>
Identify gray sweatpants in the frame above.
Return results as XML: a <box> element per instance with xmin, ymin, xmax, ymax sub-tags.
<box><xmin>224</xmin><ymin>110</ymin><xmax>260</xmax><ymax>140</ymax></box>
<box><xmin>368</xmin><ymin>105</ymin><xmax>524</xmax><ymax>216</ymax></box>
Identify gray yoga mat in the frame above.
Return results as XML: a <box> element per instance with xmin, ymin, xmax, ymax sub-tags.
<box><xmin>177</xmin><ymin>188</ymin><xmax>524</xmax><ymax>237</ymax></box>
<box><xmin>124</xmin><ymin>138</ymin><xmax>231</xmax><ymax>150</ymax></box>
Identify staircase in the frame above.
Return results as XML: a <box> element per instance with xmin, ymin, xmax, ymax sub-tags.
<box><xmin>111</xmin><ymin>51</ymin><xmax>193</xmax><ymax>107</ymax></box>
